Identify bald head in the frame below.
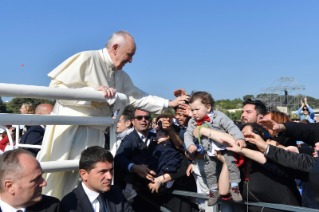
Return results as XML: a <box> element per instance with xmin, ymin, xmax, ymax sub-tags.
<box><xmin>0</xmin><ymin>149</ymin><xmax>34</xmax><ymax>192</ymax></box>
<box><xmin>0</xmin><ymin>149</ymin><xmax>46</xmax><ymax>208</ymax></box>
<box><xmin>35</xmin><ymin>104</ymin><xmax>53</xmax><ymax>115</ymax></box>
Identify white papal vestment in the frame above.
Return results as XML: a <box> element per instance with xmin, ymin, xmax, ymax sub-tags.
<box><xmin>37</xmin><ymin>48</ymin><xmax>167</xmax><ymax>199</ymax></box>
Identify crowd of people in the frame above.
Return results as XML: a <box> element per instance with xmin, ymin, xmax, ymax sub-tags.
<box><xmin>1</xmin><ymin>30</ymin><xmax>319</xmax><ymax>212</ymax></box>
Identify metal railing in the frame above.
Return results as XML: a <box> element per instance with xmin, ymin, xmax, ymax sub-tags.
<box><xmin>0</xmin><ymin>83</ymin><xmax>128</xmax><ymax>172</ymax></box>
<box><xmin>1</xmin><ymin>83</ymin><xmax>318</xmax><ymax>212</ymax></box>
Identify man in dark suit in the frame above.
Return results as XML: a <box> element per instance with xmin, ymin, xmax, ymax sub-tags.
<box><xmin>115</xmin><ymin>109</ymin><xmax>157</xmax><ymax>185</ymax></box>
<box><xmin>0</xmin><ymin>149</ymin><xmax>61</xmax><ymax>212</ymax></box>
<box><xmin>20</xmin><ymin>103</ymin><xmax>53</xmax><ymax>156</ymax></box>
<box><xmin>114</xmin><ymin>109</ymin><xmax>158</xmax><ymax>210</ymax></box>
<box><xmin>61</xmin><ymin>146</ymin><xmax>133</xmax><ymax>212</ymax></box>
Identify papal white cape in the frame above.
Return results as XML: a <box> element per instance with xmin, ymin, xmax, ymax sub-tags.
<box><xmin>37</xmin><ymin>48</ymin><xmax>167</xmax><ymax>199</ymax></box>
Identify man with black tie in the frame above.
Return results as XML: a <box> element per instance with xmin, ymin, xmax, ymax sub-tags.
<box><xmin>0</xmin><ymin>149</ymin><xmax>61</xmax><ymax>212</ymax></box>
<box><xmin>61</xmin><ymin>146</ymin><xmax>133</xmax><ymax>212</ymax></box>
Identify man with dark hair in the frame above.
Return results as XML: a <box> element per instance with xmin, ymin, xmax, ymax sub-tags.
<box><xmin>0</xmin><ymin>149</ymin><xmax>61</xmax><ymax>212</ymax></box>
<box><xmin>61</xmin><ymin>146</ymin><xmax>133</xmax><ymax>212</ymax></box>
<box><xmin>114</xmin><ymin>109</ymin><xmax>156</xmax><ymax>203</ymax></box>
<box><xmin>115</xmin><ymin>109</ymin><xmax>156</xmax><ymax>183</ymax></box>
<box><xmin>111</xmin><ymin>110</ymin><xmax>133</xmax><ymax>156</ymax></box>
<box><xmin>241</xmin><ymin>98</ymin><xmax>268</xmax><ymax>124</ymax></box>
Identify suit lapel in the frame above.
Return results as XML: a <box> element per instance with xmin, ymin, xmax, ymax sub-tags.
<box><xmin>74</xmin><ymin>184</ymin><xmax>95</xmax><ymax>212</ymax></box>
<box><xmin>104</xmin><ymin>189</ymin><xmax>121</xmax><ymax>212</ymax></box>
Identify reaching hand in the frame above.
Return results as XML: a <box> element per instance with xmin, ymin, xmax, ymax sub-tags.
<box><xmin>243</xmin><ymin>132</ymin><xmax>268</xmax><ymax>152</ymax></box>
<box><xmin>161</xmin><ymin>118</ymin><xmax>172</xmax><ymax>131</ymax></box>
<box><xmin>258</xmin><ymin>119</ymin><xmax>280</xmax><ymax>131</ymax></box>
<box><xmin>178</xmin><ymin>103</ymin><xmax>192</xmax><ymax>117</ymax></box>
<box><xmin>285</xmin><ymin>146</ymin><xmax>299</xmax><ymax>153</ymax></box>
<box><xmin>221</xmin><ymin>138</ymin><xmax>241</xmax><ymax>153</ymax></box>
<box><xmin>235</xmin><ymin>139</ymin><xmax>246</xmax><ymax>149</ymax></box>
<box><xmin>131</xmin><ymin>165</ymin><xmax>156</xmax><ymax>181</ymax></box>
<box><xmin>148</xmin><ymin>180</ymin><xmax>160</xmax><ymax>193</ymax></box>
<box><xmin>168</xmin><ymin>95</ymin><xmax>190</xmax><ymax>108</ymax></box>
<box><xmin>186</xmin><ymin>164</ymin><xmax>193</xmax><ymax>176</ymax></box>
<box><xmin>95</xmin><ymin>86</ymin><xmax>116</xmax><ymax>98</ymax></box>
<box><xmin>173</xmin><ymin>89</ymin><xmax>188</xmax><ymax>97</ymax></box>
<box><xmin>215</xmin><ymin>150</ymin><xmax>226</xmax><ymax>163</ymax></box>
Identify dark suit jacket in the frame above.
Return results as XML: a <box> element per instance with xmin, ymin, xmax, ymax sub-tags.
<box><xmin>282</xmin><ymin>122</ymin><xmax>319</xmax><ymax>146</ymax></box>
<box><xmin>20</xmin><ymin>125</ymin><xmax>45</xmax><ymax>156</ymax></box>
<box><xmin>61</xmin><ymin>183</ymin><xmax>133</xmax><ymax>212</ymax></box>
<box><xmin>114</xmin><ymin>130</ymin><xmax>156</xmax><ymax>172</ymax></box>
<box><xmin>0</xmin><ymin>195</ymin><xmax>61</xmax><ymax>212</ymax></box>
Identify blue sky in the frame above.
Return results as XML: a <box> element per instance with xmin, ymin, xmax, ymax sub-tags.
<box><xmin>1</xmin><ymin>1</ymin><xmax>318</xmax><ymax>102</ymax></box>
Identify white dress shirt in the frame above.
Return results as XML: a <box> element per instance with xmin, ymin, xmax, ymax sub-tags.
<box><xmin>0</xmin><ymin>198</ymin><xmax>26</xmax><ymax>212</ymax></box>
<box><xmin>82</xmin><ymin>182</ymin><xmax>107</xmax><ymax>212</ymax></box>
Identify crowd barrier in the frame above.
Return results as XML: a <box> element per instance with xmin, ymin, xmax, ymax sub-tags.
<box><xmin>0</xmin><ymin>83</ymin><xmax>128</xmax><ymax>172</ymax></box>
<box><xmin>1</xmin><ymin>83</ymin><xmax>318</xmax><ymax>212</ymax></box>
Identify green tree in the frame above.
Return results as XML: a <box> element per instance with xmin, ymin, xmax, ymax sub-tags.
<box><xmin>0</xmin><ymin>97</ymin><xmax>6</xmax><ymax>113</ymax></box>
<box><xmin>224</xmin><ymin>110</ymin><xmax>242</xmax><ymax>121</ymax></box>
<box><xmin>6</xmin><ymin>98</ymin><xmax>55</xmax><ymax>113</ymax></box>
<box><xmin>243</xmin><ymin>95</ymin><xmax>254</xmax><ymax>101</ymax></box>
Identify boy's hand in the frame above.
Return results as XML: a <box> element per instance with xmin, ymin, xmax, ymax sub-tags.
<box><xmin>235</xmin><ymin>139</ymin><xmax>246</xmax><ymax>149</ymax></box>
<box><xmin>188</xmin><ymin>144</ymin><xmax>197</xmax><ymax>153</ymax></box>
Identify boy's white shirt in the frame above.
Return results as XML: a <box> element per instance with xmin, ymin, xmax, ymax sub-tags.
<box><xmin>205</xmin><ymin>112</ymin><xmax>226</xmax><ymax>157</ymax></box>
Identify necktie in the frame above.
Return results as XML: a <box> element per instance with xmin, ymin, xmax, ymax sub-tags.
<box><xmin>97</xmin><ymin>193</ymin><xmax>106</xmax><ymax>212</ymax></box>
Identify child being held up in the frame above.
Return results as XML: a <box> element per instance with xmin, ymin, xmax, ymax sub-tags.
<box><xmin>184</xmin><ymin>91</ymin><xmax>245</xmax><ymax>206</ymax></box>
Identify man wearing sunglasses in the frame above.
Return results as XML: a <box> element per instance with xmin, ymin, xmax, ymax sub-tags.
<box><xmin>114</xmin><ymin>109</ymin><xmax>155</xmax><ymax>182</ymax></box>
<box><xmin>114</xmin><ymin>109</ymin><xmax>156</xmax><ymax>206</ymax></box>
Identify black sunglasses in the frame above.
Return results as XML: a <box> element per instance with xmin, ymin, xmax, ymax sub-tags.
<box><xmin>246</xmin><ymin>98</ymin><xmax>262</xmax><ymax>103</ymax></box>
<box><xmin>134</xmin><ymin>115</ymin><xmax>151</xmax><ymax>121</ymax></box>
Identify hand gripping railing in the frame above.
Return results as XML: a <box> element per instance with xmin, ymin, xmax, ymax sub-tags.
<box><xmin>0</xmin><ymin>83</ymin><xmax>128</xmax><ymax>172</ymax></box>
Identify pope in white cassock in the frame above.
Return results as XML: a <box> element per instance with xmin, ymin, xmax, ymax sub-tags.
<box><xmin>37</xmin><ymin>31</ymin><xmax>188</xmax><ymax>199</ymax></box>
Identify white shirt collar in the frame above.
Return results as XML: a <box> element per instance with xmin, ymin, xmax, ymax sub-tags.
<box><xmin>208</xmin><ymin>111</ymin><xmax>214</xmax><ymax>118</ymax></box>
<box><xmin>82</xmin><ymin>182</ymin><xmax>100</xmax><ymax>204</ymax></box>
<box><xmin>101</xmin><ymin>48</ymin><xmax>116</xmax><ymax>70</ymax></box>
<box><xmin>104</xmin><ymin>48</ymin><xmax>114</xmax><ymax>65</ymax></box>
<box><xmin>136</xmin><ymin>131</ymin><xmax>148</xmax><ymax>142</ymax></box>
<box><xmin>0</xmin><ymin>198</ymin><xmax>26</xmax><ymax>212</ymax></box>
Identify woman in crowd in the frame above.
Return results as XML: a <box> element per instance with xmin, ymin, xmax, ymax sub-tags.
<box><xmin>263</xmin><ymin>110</ymin><xmax>296</xmax><ymax>147</ymax></box>
<box><xmin>133</xmin><ymin>115</ymin><xmax>198</xmax><ymax>212</ymax></box>
<box><xmin>296</xmin><ymin>97</ymin><xmax>315</xmax><ymax>123</ymax></box>
<box><xmin>19</xmin><ymin>102</ymin><xmax>35</xmax><ymax>133</ymax></box>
